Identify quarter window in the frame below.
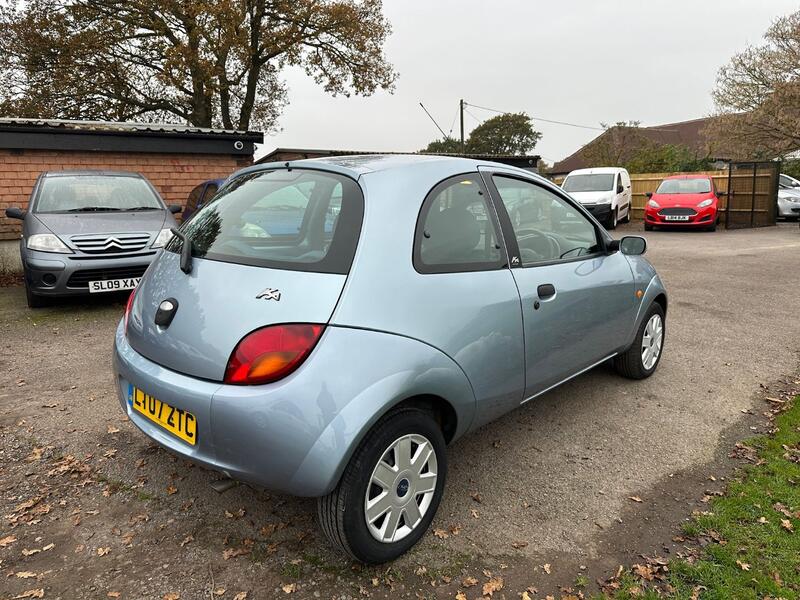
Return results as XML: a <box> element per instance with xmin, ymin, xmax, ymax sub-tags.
<box><xmin>492</xmin><ymin>176</ymin><xmax>600</xmax><ymax>266</ymax></box>
<box><xmin>414</xmin><ymin>174</ymin><xmax>504</xmax><ymax>273</ymax></box>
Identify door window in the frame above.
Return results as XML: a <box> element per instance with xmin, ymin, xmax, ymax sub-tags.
<box><xmin>492</xmin><ymin>176</ymin><xmax>600</xmax><ymax>266</ymax></box>
<box><xmin>414</xmin><ymin>174</ymin><xmax>504</xmax><ymax>273</ymax></box>
<box><xmin>616</xmin><ymin>174</ymin><xmax>625</xmax><ymax>194</ymax></box>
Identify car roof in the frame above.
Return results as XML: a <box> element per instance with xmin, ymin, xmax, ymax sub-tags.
<box><xmin>566</xmin><ymin>167</ymin><xmax>626</xmax><ymax>176</ymax></box>
<box><xmin>41</xmin><ymin>170</ymin><xmax>145</xmax><ymax>178</ymax></box>
<box><xmin>234</xmin><ymin>154</ymin><xmax>539</xmax><ymax>181</ymax></box>
<box><xmin>662</xmin><ymin>174</ymin><xmax>712</xmax><ymax>180</ymax></box>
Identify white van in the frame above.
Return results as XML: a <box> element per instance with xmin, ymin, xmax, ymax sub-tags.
<box><xmin>562</xmin><ymin>167</ymin><xmax>632</xmax><ymax>229</ymax></box>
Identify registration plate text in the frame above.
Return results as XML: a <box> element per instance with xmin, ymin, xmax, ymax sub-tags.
<box><xmin>664</xmin><ymin>215</ymin><xmax>690</xmax><ymax>222</ymax></box>
<box><xmin>89</xmin><ymin>277</ymin><xmax>140</xmax><ymax>293</ymax></box>
<box><xmin>128</xmin><ymin>385</ymin><xmax>197</xmax><ymax>445</ymax></box>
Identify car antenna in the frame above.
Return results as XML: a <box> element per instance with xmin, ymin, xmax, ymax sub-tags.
<box><xmin>170</xmin><ymin>228</ymin><xmax>193</xmax><ymax>274</ymax></box>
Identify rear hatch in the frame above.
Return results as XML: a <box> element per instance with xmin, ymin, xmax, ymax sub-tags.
<box><xmin>126</xmin><ymin>167</ymin><xmax>364</xmax><ymax>382</ymax></box>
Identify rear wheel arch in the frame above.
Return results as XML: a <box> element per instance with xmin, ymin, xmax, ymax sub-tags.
<box><xmin>385</xmin><ymin>394</ymin><xmax>458</xmax><ymax>445</ymax></box>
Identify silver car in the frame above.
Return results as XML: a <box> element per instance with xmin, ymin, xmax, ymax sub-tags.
<box><xmin>113</xmin><ymin>155</ymin><xmax>667</xmax><ymax>563</ymax></box>
<box><xmin>778</xmin><ymin>173</ymin><xmax>800</xmax><ymax>220</ymax></box>
<box><xmin>5</xmin><ymin>171</ymin><xmax>180</xmax><ymax>307</ymax></box>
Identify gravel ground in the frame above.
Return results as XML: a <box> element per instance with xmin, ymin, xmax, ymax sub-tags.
<box><xmin>1</xmin><ymin>223</ymin><xmax>798</xmax><ymax>600</ymax></box>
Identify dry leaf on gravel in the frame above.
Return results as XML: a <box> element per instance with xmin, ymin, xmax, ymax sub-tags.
<box><xmin>42</xmin><ymin>543</ymin><xmax>54</xmax><ymax>551</ymax></box>
<box><xmin>107</xmin><ymin>426</ymin><xmax>120</xmax><ymax>434</ymax></box>
<box><xmin>213</xmin><ymin>589</ymin><xmax>226</xmax><ymax>596</ymax></box>
<box><xmin>1</xmin><ymin>535</ymin><xmax>18</xmax><ymax>547</ymax></box>
<box><xmin>521</xmin><ymin>593</ymin><xmax>532</xmax><ymax>600</ymax></box>
<box><xmin>542</xmin><ymin>563</ymin><xmax>551</xmax><ymax>574</ymax></box>
<box><xmin>22</xmin><ymin>548</ymin><xmax>41</xmax><ymax>556</ymax></box>
<box><xmin>511</xmin><ymin>541</ymin><xmax>528</xmax><ymax>549</ymax></box>
<box><xmin>471</xmin><ymin>492</ymin><xmax>482</xmax><ymax>503</ymax></box>
<box><xmin>628</xmin><ymin>496</ymin><xmax>643</xmax><ymax>503</ymax></box>
<box><xmin>163</xmin><ymin>594</ymin><xmax>180</xmax><ymax>600</ymax></box>
<box><xmin>14</xmin><ymin>590</ymin><xmax>44</xmax><ymax>599</ymax></box>
<box><xmin>433</xmin><ymin>528</ymin><xmax>449</xmax><ymax>539</ymax></box>
<box><xmin>281</xmin><ymin>583</ymin><xmax>296</xmax><ymax>593</ymax></box>
<box><xmin>180</xmin><ymin>535</ymin><xmax>194</xmax><ymax>547</ymax></box>
<box><xmin>482</xmin><ymin>576</ymin><xmax>503</xmax><ymax>596</ymax></box>
<box><xmin>462</xmin><ymin>576</ymin><xmax>478</xmax><ymax>587</ymax></box>
<box><xmin>166</xmin><ymin>485</ymin><xmax>178</xmax><ymax>495</ymax></box>
<box><xmin>107</xmin><ymin>593</ymin><xmax>121</xmax><ymax>598</ymax></box>
<box><xmin>736</xmin><ymin>560</ymin><xmax>750</xmax><ymax>571</ymax></box>
<box><xmin>97</xmin><ymin>547</ymin><xmax>111</xmax><ymax>556</ymax></box>
<box><xmin>470</xmin><ymin>509</ymin><xmax>479</xmax><ymax>519</ymax></box>
<box><xmin>455</xmin><ymin>592</ymin><xmax>467</xmax><ymax>600</ymax></box>
<box><xmin>233</xmin><ymin>593</ymin><xmax>248</xmax><ymax>600</ymax></box>
<box><xmin>16</xmin><ymin>572</ymin><xmax>38</xmax><ymax>579</ymax></box>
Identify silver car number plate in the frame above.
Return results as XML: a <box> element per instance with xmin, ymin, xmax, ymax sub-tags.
<box><xmin>88</xmin><ymin>277</ymin><xmax>140</xmax><ymax>293</ymax></box>
<box><xmin>664</xmin><ymin>215</ymin><xmax>690</xmax><ymax>221</ymax></box>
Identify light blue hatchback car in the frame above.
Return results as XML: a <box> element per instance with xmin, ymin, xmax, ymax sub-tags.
<box><xmin>113</xmin><ymin>154</ymin><xmax>667</xmax><ymax>563</ymax></box>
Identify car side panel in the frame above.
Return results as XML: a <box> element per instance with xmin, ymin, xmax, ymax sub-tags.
<box><xmin>331</xmin><ymin>166</ymin><xmax>526</xmax><ymax>430</ymax></box>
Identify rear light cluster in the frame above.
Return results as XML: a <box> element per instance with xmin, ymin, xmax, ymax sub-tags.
<box><xmin>224</xmin><ymin>324</ymin><xmax>325</xmax><ymax>385</ymax></box>
<box><xmin>124</xmin><ymin>288</ymin><xmax>137</xmax><ymax>336</ymax></box>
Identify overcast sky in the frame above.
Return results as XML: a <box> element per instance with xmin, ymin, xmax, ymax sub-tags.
<box><xmin>262</xmin><ymin>0</ymin><xmax>797</xmax><ymax>164</ymax></box>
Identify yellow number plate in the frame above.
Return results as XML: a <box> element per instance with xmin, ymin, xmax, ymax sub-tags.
<box><xmin>128</xmin><ymin>385</ymin><xmax>197</xmax><ymax>446</ymax></box>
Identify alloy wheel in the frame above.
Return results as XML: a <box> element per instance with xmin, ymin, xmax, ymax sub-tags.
<box><xmin>364</xmin><ymin>434</ymin><xmax>438</xmax><ymax>543</ymax></box>
<box><xmin>641</xmin><ymin>313</ymin><xmax>663</xmax><ymax>370</ymax></box>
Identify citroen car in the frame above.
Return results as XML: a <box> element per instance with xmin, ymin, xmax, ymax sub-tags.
<box><xmin>5</xmin><ymin>171</ymin><xmax>180</xmax><ymax>307</ymax></box>
<box><xmin>644</xmin><ymin>174</ymin><xmax>721</xmax><ymax>231</ymax></box>
<box><xmin>113</xmin><ymin>155</ymin><xmax>667</xmax><ymax>563</ymax></box>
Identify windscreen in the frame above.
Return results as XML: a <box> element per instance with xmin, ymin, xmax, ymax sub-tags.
<box><xmin>35</xmin><ymin>175</ymin><xmax>162</xmax><ymax>212</ymax></box>
<box><xmin>166</xmin><ymin>169</ymin><xmax>364</xmax><ymax>274</ymax></box>
<box><xmin>656</xmin><ymin>178</ymin><xmax>711</xmax><ymax>194</ymax></box>
<box><xmin>563</xmin><ymin>174</ymin><xmax>615</xmax><ymax>192</ymax></box>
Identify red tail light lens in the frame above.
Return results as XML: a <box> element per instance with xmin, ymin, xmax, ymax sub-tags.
<box><xmin>124</xmin><ymin>288</ymin><xmax>137</xmax><ymax>336</ymax></box>
<box><xmin>224</xmin><ymin>324</ymin><xmax>325</xmax><ymax>385</ymax></box>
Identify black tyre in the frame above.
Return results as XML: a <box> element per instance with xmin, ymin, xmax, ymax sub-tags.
<box><xmin>622</xmin><ymin>206</ymin><xmax>631</xmax><ymax>223</ymax></box>
<box><xmin>25</xmin><ymin>280</ymin><xmax>48</xmax><ymax>308</ymax></box>
<box><xmin>606</xmin><ymin>208</ymin><xmax>618</xmax><ymax>230</ymax></box>
<box><xmin>317</xmin><ymin>408</ymin><xmax>447</xmax><ymax>563</ymax></box>
<box><xmin>706</xmin><ymin>220</ymin><xmax>717</xmax><ymax>232</ymax></box>
<box><xmin>644</xmin><ymin>223</ymin><xmax>653</xmax><ymax>231</ymax></box>
<box><xmin>614</xmin><ymin>302</ymin><xmax>665</xmax><ymax>379</ymax></box>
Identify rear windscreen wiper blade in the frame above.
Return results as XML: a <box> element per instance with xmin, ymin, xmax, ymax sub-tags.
<box><xmin>66</xmin><ymin>206</ymin><xmax>121</xmax><ymax>212</ymax></box>
<box><xmin>170</xmin><ymin>228</ymin><xmax>193</xmax><ymax>274</ymax></box>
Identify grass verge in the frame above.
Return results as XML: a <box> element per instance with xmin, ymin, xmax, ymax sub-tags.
<box><xmin>609</xmin><ymin>395</ymin><xmax>800</xmax><ymax>599</ymax></box>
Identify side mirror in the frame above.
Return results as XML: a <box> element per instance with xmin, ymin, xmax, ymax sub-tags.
<box><xmin>5</xmin><ymin>207</ymin><xmax>25</xmax><ymax>220</ymax></box>
<box><xmin>168</xmin><ymin>204</ymin><xmax>182</xmax><ymax>214</ymax></box>
<box><xmin>620</xmin><ymin>235</ymin><xmax>647</xmax><ymax>256</ymax></box>
<box><xmin>645</xmin><ymin>192</ymin><xmax>653</xmax><ymax>199</ymax></box>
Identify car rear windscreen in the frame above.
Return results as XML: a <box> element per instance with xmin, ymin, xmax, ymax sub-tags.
<box><xmin>35</xmin><ymin>175</ymin><xmax>162</xmax><ymax>212</ymax></box>
<box><xmin>563</xmin><ymin>174</ymin><xmax>615</xmax><ymax>192</ymax></box>
<box><xmin>656</xmin><ymin>178</ymin><xmax>711</xmax><ymax>194</ymax></box>
<box><xmin>166</xmin><ymin>169</ymin><xmax>364</xmax><ymax>274</ymax></box>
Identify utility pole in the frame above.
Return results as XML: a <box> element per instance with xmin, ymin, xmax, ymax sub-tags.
<box><xmin>459</xmin><ymin>99</ymin><xmax>465</xmax><ymax>153</ymax></box>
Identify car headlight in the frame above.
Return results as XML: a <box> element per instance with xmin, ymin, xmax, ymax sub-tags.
<box><xmin>647</xmin><ymin>199</ymin><xmax>660</xmax><ymax>208</ymax></box>
<box><xmin>697</xmin><ymin>198</ymin><xmax>714</xmax><ymax>208</ymax></box>
<box><xmin>27</xmin><ymin>233</ymin><xmax>72</xmax><ymax>254</ymax></box>
<box><xmin>151</xmin><ymin>228</ymin><xmax>173</xmax><ymax>248</ymax></box>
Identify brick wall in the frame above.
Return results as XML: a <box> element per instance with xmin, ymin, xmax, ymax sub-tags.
<box><xmin>0</xmin><ymin>149</ymin><xmax>251</xmax><ymax>240</ymax></box>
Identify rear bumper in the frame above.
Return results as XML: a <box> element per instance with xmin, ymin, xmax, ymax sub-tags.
<box><xmin>644</xmin><ymin>206</ymin><xmax>717</xmax><ymax>227</ymax></box>
<box><xmin>22</xmin><ymin>248</ymin><xmax>156</xmax><ymax>296</ymax></box>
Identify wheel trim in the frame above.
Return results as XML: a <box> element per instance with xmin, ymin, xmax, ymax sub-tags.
<box><xmin>641</xmin><ymin>313</ymin><xmax>663</xmax><ymax>370</ymax></box>
<box><xmin>364</xmin><ymin>433</ymin><xmax>438</xmax><ymax>543</ymax></box>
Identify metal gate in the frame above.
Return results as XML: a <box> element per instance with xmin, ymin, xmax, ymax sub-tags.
<box><xmin>724</xmin><ymin>161</ymin><xmax>779</xmax><ymax>229</ymax></box>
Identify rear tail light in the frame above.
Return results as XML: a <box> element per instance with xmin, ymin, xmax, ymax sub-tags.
<box><xmin>124</xmin><ymin>287</ymin><xmax>137</xmax><ymax>336</ymax></box>
<box><xmin>224</xmin><ymin>324</ymin><xmax>325</xmax><ymax>385</ymax></box>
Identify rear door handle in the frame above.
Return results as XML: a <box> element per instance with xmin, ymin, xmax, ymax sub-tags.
<box><xmin>537</xmin><ymin>283</ymin><xmax>556</xmax><ymax>299</ymax></box>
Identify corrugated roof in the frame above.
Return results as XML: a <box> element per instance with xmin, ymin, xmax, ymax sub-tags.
<box><xmin>0</xmin><ymin>117</ymin><xmax>262</xmax><ymax>138</ymax></box>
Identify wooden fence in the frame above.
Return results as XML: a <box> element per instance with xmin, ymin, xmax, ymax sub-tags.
<box><xmin>553</xmin><ymin>170</ymin><xmax>776</xmax><ymax>221</ymax></box>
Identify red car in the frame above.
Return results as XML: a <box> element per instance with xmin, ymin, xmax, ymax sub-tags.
<box><xmin>644</xmin><ymin>174</ymin><xmax>721</xmax><ymax>231</ymax></box>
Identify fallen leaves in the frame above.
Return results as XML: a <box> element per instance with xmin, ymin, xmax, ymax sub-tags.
<box><xmin>542</xmin><ymin>563</ymin><xmax>552</xmax><ymax>575</ymax></box>
<box><xmin>233</xmin><ymin>593</ymin><xmax>248</xmax><ymax>600</ymax></box>
<box><xmin>222</xmin><ymin>539</ymin><xmax>253</xmax><ymax>560</ymax></box>
<box><xmin>511</xmin><ymin>541</ymin><xmax>528</xmax><ymax>549</ymax></box>
<box><xmin>281</xmin><ymin>583</ymin><xmax>296</xmax><ymax>593</ymax></box>
<box><xmin>780</xmin><ymin>519</ymin><xmax>794</xmax><ymax>532</ymax></box>
<box><xmin>180</xmin><ymin>534</ymin><xmax>194</xmax><ymax>547</ymax></box>
<box><xmin>14</xmin><ymin>590</ymin><xmax>44</xmax><ymax>599</ymax></box>
<box><xmin>107</xmin><ymin>425</ymin><xmax>120</xmax><ymax>434</ymax></box>
<box><xmin>163</xmin><ymin>594</ymin><xmax>180</xmax><ymax>600</ymax></box>
<box><xmin>461</xmin><ymin>576</ymin><xmax>478</xmax><ymax>587</ymax></box>
<box><xmin>433</xmin><ymin>528</ymin><xmax>449</xmax><ymax>539</ymax></box>
<box><xmin>166</xmin><ymin>485</ymin><xmax>178</xmax><ymax>495</ymax></box>
<box><xmin>97</xmin><ymin>547</ymin><xmax>111</xmax><ymax>556</ymax></box>
<box><xmin>481</xmin><ymin>576</ymin><xmax>503</xmax><ymax>596</ymax></box>
<box><xmin>0</xmin><ymin>534</ymin><xmax>17</xmax><ymax>547</ymax></box>
<box><xmin>107</xmin><ymin>593</ymin><xmax>121</xmax><ymax>598</ymax></box>
<box><xmin>15</xmin><ymin>571</ymin><xmax>38</xmax><ymax>579</ymax></box>
<box><xmin>736</xmin><ymin>560</ymin><xmax>751</xmax><ymax>571</ymax></box>
<box><xmin>628</xmin><ymin>496</ymin><xmax>643</xmax><ymax>503</ymax></box>
<box><xmin>455</xmin><ymin>592</ymin><xmax>467</xmax><ymax>600</ymax></box>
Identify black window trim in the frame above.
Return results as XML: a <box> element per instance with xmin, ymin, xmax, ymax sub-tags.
<box><xmin>413</xmin><ymin>172</ymin><xmax>510</xmax><ymax>275</ymax></box>
<box><xmin>480</xmin><ymin>169</ymin><xmax>614</xmax><ymax>269</ymax></box>
<box><xmin>165</xmin><ymin>167</ymin><xmax>365</xmax><ymax>275</ymax></box>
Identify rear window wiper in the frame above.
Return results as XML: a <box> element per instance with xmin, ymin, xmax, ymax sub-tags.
<box><xmin>170</xmin><ymin>228</ymin><xmax>193</xmax><ymax>274</ymax></box>
<box><xmin>66</xmin><ymin>206</ymin><xmax>121</xmax><ymax>212</ymax></box>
